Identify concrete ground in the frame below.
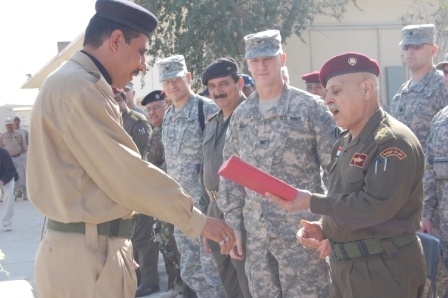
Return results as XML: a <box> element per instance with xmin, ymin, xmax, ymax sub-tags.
<box><xmin>0</xmin><ymin>198</ymin><xmax>170</xmax><ymax>298</ymax></box>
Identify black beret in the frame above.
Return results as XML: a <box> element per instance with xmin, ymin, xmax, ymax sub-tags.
<box><xmin>319</xmin><ymin>52</ymin><xmax>380</xmax><ymax>88</ymax></box>
<box><xmin>202</xmin><ymin>58</ymin><xmax>239</xmax><ymax>85</ymax></box>
<box><xmin>141</xmin><ymin>90</ymin><xmax>165</xmax><ymax>106</ymax></box>
<box><xmin>95</xmin><ymin>0</ymin><xmax>158</xmax><ymax>37</ymax></box>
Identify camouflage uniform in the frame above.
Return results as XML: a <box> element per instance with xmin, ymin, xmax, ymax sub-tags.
<box><xmin>219</xmin><ymin>84</ymin><xmax>340</xmax><ymax>297</ymax></box>
<box><xmin>388</xmin><ymin>67</ymin><xmax>448</xmax><ymax>153</ymax></box>
<box><xmin>423</xmin><ymin>106</ymin><xmax>448</xmax><ymax>297</ymax></box>
<box><xmin>162</xmin><ymin>93</ymin><xmax>224</xmax><ymax>298</ymax></box>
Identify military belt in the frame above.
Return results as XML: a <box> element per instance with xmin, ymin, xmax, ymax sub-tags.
<box><xmin>331</xmin><ymin>233</ymin><xmax>416</xmax><ymax>260</ymax></box>
<box><xmin>47</xmin><ymin>218</ymin><xmax>133</xmax><ymax>238</ymax></box>
<box><xmin>205</xmin><ymin>188</ymin><xmax>218</xmax><ymax>203</ymax></box>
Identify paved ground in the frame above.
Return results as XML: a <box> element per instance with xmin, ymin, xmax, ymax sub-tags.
<box><xmin>0</xmin><ymin>198</ymin><xmax>171</xmax><ymax>298</ymax></box>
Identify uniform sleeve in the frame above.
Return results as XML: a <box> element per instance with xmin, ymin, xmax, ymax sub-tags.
<box><xmin>422</xmin><ymin>118</ymin><xmax>438</xmax><ymax>221</ymax></box>
<box><xmin>63</xmin><ymin>88</ymin><xmax>206</xmax><ymax>238</ymax></box>
<box><xmin>217</xmin><ymin>113</ymin><xmax>246</xmax><ymax>233</ymax></box>
<box><xmin>132</xmin><ymin>120</ymin><xmax>152</xmax><ymax>158</ymax></box>
<box><xmin>311</xmin><ymin>138</ymin><xmax>423</xmax><ymax>232</ymax></box>
<box><xmin>312</xmin><ymin>99</ymin><xmax>341</xmax><ymax>173</ymax></box>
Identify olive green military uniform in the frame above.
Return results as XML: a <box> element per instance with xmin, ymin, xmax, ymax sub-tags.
<box><xmin>202</xmin><ymin>102</ymin><xmax>251</xmax><ymax>298</ymax></box>
<box><xmin>122</xmin><ymin>109</ymin><xmax>152</xmax><ymax>158</ymax></box>
<box><xmin>310</xmin><ymin>109</ymin><xmax>426</xmax><ymax>298</ymax></box>
<box><xmin>121</xmin><ymin>106</ymin><xmax>160</xmax><ymax>291</ymax></box>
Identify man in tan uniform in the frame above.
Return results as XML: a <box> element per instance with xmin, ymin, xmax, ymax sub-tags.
<box><xmin>269</xmin><ymin>52</ymin><xmax>426</xmax><ymax>298</ymax></box>
<box><xmin>0</xmin><ymin>118</ymin><xmax>27</xmax><ymax>200</ymax></box>
<box><xmin>26</xmin><ymin>1</ymin><xmax>235</xmax><ymax>298</ymax></box>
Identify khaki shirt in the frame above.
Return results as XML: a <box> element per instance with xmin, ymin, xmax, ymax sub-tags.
<box><xmin>311</xmin><ymin>109</ymin><xmax>424</xmax><ymax>242</ymax></box>
<box><xmin>0</xmin><ymin>130</ymin><xmax>27</xmax><ymax>156</ymax></box>
<box><xmin>27</xmin><ymin>51</ymin><xmax>206</xmax><ymax>239</ymax></box>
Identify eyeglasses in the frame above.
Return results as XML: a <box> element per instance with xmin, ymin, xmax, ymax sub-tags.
<box><xmin>146</xmin><ymin>105</ymin><xmax>164</xmax><ymax>112</ymax></box>
<box><xmin>161</xmin><ymin>76</ymin><xmax>185</xmax><ymax>87</ymax></box>
<box><xmin>402</xmin><ymin>43</ymin><xmax>432</xmax><ymax>51</ymax></box>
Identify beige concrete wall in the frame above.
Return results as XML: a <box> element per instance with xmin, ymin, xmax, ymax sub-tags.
<box><xmin>282</xmin><ymin>0</ymin><xmax>440</xmax><ymax>104</ymax></box>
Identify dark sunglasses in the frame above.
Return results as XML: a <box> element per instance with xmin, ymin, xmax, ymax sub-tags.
<box><xmin>402</xmin><ymin>43</ymin><xmax>432</xmax><ymax>51</ymax></box>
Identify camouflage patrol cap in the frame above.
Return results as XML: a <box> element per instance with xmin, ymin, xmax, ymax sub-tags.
<box><xmin>244</xmin><ymin>29</ymin><xmax>283</xmax><ymax>59</ymax></box>
<box><xmin>156</xmin><ymin>55</ymin><xmax>188</xmax><ymax>82</ymax></box>
<box><xmin>399</xmin><ymin>24</ymin><xmax>435</xmax><ymax>46</ymax></box>
<box><xmin>4</xmin><ymin>118</ymin><xmax>13</xmax><ymax>125</ymax></box>
<box><xmin>436</xmin><ymin>53</ymin><xmax>448</xmax><ymax>70</ymax></box>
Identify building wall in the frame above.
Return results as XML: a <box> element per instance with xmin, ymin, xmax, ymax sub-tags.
<box><xmin>283</xmin><ymin>0</ymin><xmax>441</xmax><ymax>105</ymax></box>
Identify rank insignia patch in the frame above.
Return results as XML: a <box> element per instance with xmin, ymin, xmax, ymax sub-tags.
<box><xmin>350</xmin><ymin>153</ymin><xmax>367</xmax><ymax>168</ymax></box>
<box><xmin>380</xmin><ymin>148</ymin><xmax>407</xmax><ymax>160</ymax></box>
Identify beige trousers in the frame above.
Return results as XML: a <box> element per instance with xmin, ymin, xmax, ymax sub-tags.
<box><xmin>35</xmin><ymin>227</ymin><xmax>136</xmax><ymax>298</ymax></box>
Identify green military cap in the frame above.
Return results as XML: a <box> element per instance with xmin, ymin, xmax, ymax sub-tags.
<box><xmin>399</xmin><ymin>24</ymin><xmax>435</xmax><ymax>46</ymax></box>
<box><xmin>155</xmin><ymin>55</ymin><xmax>187</xmax><ymax>82</ymax></box>
<box><xmin>244</xmin><ymin>29</ymin><xmax>283</xmax><ymax>59</ymax></box>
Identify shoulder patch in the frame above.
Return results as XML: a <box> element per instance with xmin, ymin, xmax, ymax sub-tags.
<box><xmin>380</xmin><ymin>148</ymin><xmax>407</xmax><ymax>160</ymax></box>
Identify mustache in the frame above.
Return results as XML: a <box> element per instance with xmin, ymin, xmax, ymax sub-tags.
<box><xmin>214</xmin><ymin>94</ymin><xmax>227</xmax><ymax>99</ymax></box>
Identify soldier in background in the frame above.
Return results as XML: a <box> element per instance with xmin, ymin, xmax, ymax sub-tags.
<box><xmin>301</xmin><ymin>71</ymin><xmax>327</xmax><ymax>99</ymax></box>
<box><xmin>13</xmin><ymin>116</ymin><xmax>28</xmax><ymax>146</ymax></box>
<box><xmin>124</xmin><ymin>81</ymin><xmax>147</xmax><ymax>116</ymax></box>
<box><xmin>0</xmin><ymin>118</ymin><xmax>27</xmax><ymax>200</ymax></box>
<box><xmin>241</xmin><ymin>74</ymin><xmax>256</xmax><ymax>98</ymax></box>
<box><xmin>388</xmin><ymin>24</ymin><xmax>448</xmax><ymax>153</ymax></box>
<box><xmin>421</xmin><ymin>53</ymin><xmax>448</xmax><ymax>298</ymax></box>
<box><xmin>436</xmin><ymin>53</ymin><xmax>448</xmax><ymax>90</ymax></box>
<box><xmin>0</xmin><ymin>146</ymin><xmax>17</xmax><ymax>231</ymax></box>
<box><xmin>219</xmin><ymin>30</ymin><xmax>340</xmax><ymax>297</ymax></box>
<box><xmin>157</xmin><ymin>55</ymin><xmax>224</xmax><ymax>298</ymax></box>
<box><xmin>141</xmin><ymin>90</ymin><xmax>187</xmax><ymax>298</ymax></box>
<box><xmin>201</xmin><ymin>58</ymin><xmax>251</xmax><ymax>298</ymax></box>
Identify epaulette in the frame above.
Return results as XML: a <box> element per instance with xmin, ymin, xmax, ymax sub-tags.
<box><xmin>207</xmin><ymin>111</ymin><xmax>220</xmax><ymax>123</ymax></box>
<box><xmin>374</xmin><ymin>123</ymin><xmax>395</xmax><ymax>145</ymax></box>
<box><xmin>130</xmin><ymin>111</ymin><xmax>146</xmax><ymax>122</ymax></box>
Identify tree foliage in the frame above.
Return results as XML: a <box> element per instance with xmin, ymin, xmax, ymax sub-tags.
<box><xmin>136</xmin><ymin>0</ymin><xmax>356</xmax><ymax>88</ymax></box>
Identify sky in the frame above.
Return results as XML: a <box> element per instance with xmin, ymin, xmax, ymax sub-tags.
<box><xmin>0</xmin><ymin>0</ymin><xmax>97</xmax><ymax>106</ymax></box>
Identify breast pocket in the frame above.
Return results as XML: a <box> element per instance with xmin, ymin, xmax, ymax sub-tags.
<box><xmin>345</xmin><ymin>168</ymin><xmax>364</xmax><ymax>193</ymax></box>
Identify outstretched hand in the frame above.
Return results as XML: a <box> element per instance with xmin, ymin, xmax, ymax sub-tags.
<box><xmin>265</xmin><ymin>189</ymin><xmax>312</xmax><ymax>212</ymax></box>
<box><xmin>297</xmin><ymin>219</ymin><xmax>331</xmax><ymax>259</ymax></box>
<box><xmin>201</xmin><ymin>216</ymin><xmax>236</xmax><ymax>255</ymax></box>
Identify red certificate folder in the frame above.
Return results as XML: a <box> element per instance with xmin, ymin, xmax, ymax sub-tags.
<box><xmin>218</xmin><ymin>155</ymin><xmax>297</xmax><ymax>201</ymax></box>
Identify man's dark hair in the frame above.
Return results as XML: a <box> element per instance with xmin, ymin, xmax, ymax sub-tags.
<box><xmin>231</xmin><ymin>73</ymin><xmax>241</xmax><ymax>84</ymax></box>
<box><xmin>84</xmin><ymin>16</ymin><xmax>142</xmax><ymax>48</ymax></box>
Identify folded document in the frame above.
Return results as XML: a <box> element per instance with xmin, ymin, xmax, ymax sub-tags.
<box><xmin>218</xmin><ymin>156</ymin><xmax>297</xmax><ymax>201</ymax></box>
